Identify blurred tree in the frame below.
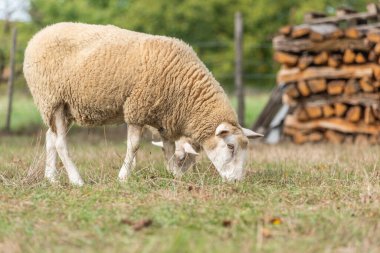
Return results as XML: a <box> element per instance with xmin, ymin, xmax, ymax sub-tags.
<box><xmin>22</xmin><ymin>0</ymin><xmax>375</xmax><ymax>89</ymax></box>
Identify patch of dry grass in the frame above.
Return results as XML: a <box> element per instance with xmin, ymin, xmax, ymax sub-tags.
<box><xmin>1</xmin><ymin>130</ymin><xmax>380</xmax><ymax>253</ymax></box>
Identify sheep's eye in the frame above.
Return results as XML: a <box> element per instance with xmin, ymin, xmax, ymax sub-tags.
<box><xmin>227</xmin><ymin>144</ymin><xmax>234</xmax><ymax>150</ymax></box>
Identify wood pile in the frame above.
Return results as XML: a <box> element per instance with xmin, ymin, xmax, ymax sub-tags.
<box><xmin>273</xmin><ymin>4</ymin><xmax>380</xmax><ymax>144</ymax></box>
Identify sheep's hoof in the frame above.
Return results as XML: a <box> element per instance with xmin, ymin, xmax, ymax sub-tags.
<box><xmin>118</xmin><ymin>167</ymin><xmax>130</xmax><ymax>182</ymax></box>
<box><xmin>45</xmin><ymin>176</ymin><xmax>58</xmax><ymax>185</ymax></box>
<box><xmin>70</xmin><ymin>177</ymin><xmax>84</xmax><ymax>187</ymax></box>
<box><xmin>118</xmin><ymin>175</ymin><xmax>129</xmax><ymax>182</ymax></box>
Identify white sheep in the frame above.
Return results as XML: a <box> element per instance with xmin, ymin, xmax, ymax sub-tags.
<box><xmin>23</xmin><ymin>22</ymin><xmax>262</xmax><ymax>186</ymax></box>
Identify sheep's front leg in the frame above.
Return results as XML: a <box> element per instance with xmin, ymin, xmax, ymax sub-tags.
<box><xmin>118</xmin><ymin>124</ymin><xmax>142</xmax><ymax>181</ymax></box>
<box><xmin>162</xmin><ymin>140</ymin><xmax>183</xmax><ymax>178</ymax></box>
<box><xmin>162</xmin><ymin>140</ymin><xmax>175</xmax><ymax>174</ymax></box>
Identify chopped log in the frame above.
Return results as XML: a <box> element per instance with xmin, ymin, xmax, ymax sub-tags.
<box><xmin>305</xmin><ymin>9</ymin><xmax>378</xmax><ymax>25</ymax></box>
<box><xmin>298</xmin><ymin>55</ymin><xmax>314</xmax><ymax>70</ymax></box>
<box><xmin>282</xmin><ymin>93</ymin><xmax>296</xmax><ymax>106</ymax></box>
<box><xmin>325</xmin><ymin>130</ymin><xmax>344</xmax><ymax>144</ymax></box>
<box><xmin>310</xmin><ymin>31</ymin><xmax>324</xmax><ymax>42</ymax></box>
<box><xmin>283</xmin><ymin>126</ymin><xmax>298</xmax><ymax>136</ymax></box>
<box><xmin>345</xmin><ymin>27</ymin><xmax>364</xmax><ymax>39</ymax></box>
<box><xmin>322</xmin><ymin>104</ymin><xmax>335</xmax><ymax>117</ymax></box>
<box><xmin>346</xmin><ymin>23</ymin><xmax>380</xmax><ymax>35</ymax></box>
<box><xmin>277</xmin><ymin>64</ymin><xmax>378</xmax><ymax>84</ymax></box>
<box><xmin>355</xmin><ymin>134</ymin><xmax>369</xmax><ymax>145</ymax></box>
<box><xmin>328</xmin><ymin>29</ymin><xmax>344</xmax><ymax>39</ymax></box>
<box><xmin>295</xmin><ymin>24</ymin><xmax>343</xmax><ymax>42</ymax></box>
<box><xmin>335</xmin><ymin>103</ymin><xmax>348</xmax><ymax>117</ymax></box>
<box><xmin>364</xmin><ymin>107</ymin><xmax>375</xmax><ymax>124</ymax></box>
<box><xmin>328</xmin><ymin>54</ymin><xmax>342</xmax><ymax>68</ymax></box>
<box><xmin>285</xmin><ymin>115</ymin><xmax>380</xmax><ymax>135</ymax></box>
<box><xmin>308</xmin><ymin>24</ymin><xmax>342</xmax><ymax>40</ymax></box>
<box><xmin>301</xmin><ymin>93</ymin><xmax>380</xmax><ymax>107</ymax></box>
<box><xmin>279</xmin><ymin>25</ymin><xmax>292</xmax><ymax>36</ymax></box>
<box><xmin>274</xmin><ymin>51</ymin><xmax>298</xmax><ymax>66</ymax></box>
<box><xmin>308</xmin><ymin>132</ymin><xmax>323</xmax><ymax>142</ymax></box>
<box><xmin>368</xmin><ymin>50</ymin><xmax>377</xmax><ymax>62</ymax></box>
<box><xmin>297</xmin><ymin>80</ymin><xmax>311</xmax><ymax>96</ymax></box>
<box><xmin>343</xmin><ymin>49</ymin><xmax>356</xmax><ymax>64</ymax></box>
<box><xmin>374</xmin><ymin>43</ymin><xmax>380</xmax><ymax>55</ymax></box>
<box><xmin>308</xmin><ymin>79</ymin><xmax>327</xmax><ymax>93</ymax></box>
<box><xmin>327</xmin><ymin>80</ymin><xmax>345</xmax><ymax>95</ymax></box>
<box><xmin>284</xmin><ymin>84</ymin><xmax>300</xmax><ymax>98</ymax></box>
<box><xmin>336</xmin><ymin>7</ymin><xmax>357</xmax><ymax>17</ymax></box>
<box><xmin>297</xmin><ymin>108</ymin><xmax>309</xmax><ymax>121</ymax></box>
<box><xmin>273</xmin><ymin>35</ymin><xmax>368</xmax><ymax>53</ymax></box>
<box><xmin>355</xmin><ymin>52</ymin><xmax>366</xmax><ymax>64</ymax></box>
<box><xmin>373</xmin><ymin>106</ymin><xmax>380</xmax><ymax>119</ymax></box>
<box><xmin>304</xmin><ymin>12</ymin><xmax>326</xmax><ymax>23</ymax></box>
<box><xmin>359</xmin><ymin>77</ymin><xmax>375</xmax><ymax>92</ymax></box>
<box><xmin>291</xmin><ymin>131</ymin><xmax>324</xmax><ymax>144</ymax></box>
<box><xmin>293</xmin><ymin>132</ymin><xmax>309</xmax><ymax>144</ymax></box>
<box><xmin>346</xmin><ymin>106</ymin><xmax>362</xmax><ymax>122</ymax></box>
<box><xmin>344</xmin><ymin>79</ymin><xmax>360</xmax><ymax>95</ymax></box>
<box><xmin>305</xmin><ymin>106</ymin><xmax>322</xmax><ymax>119</ymax></box>
<box><xmin>367</xmin><ymin>29</ymin><xmax>380</xmax><ymax>43</ymax></box>
<box><xmin>367</xmin><ymin>3</ymin><xmax>380</xmax><ymax>14</ymax></box>
<box><xmin>373</xmin><ymin>66</ymin><xmax>380</xmax><ymax>80</ymax></box>
<box><xmin>291</xmin><ymin>25</ymin><xmax>311</xmax><ymax>39</ymax></box>
<box><xmin>313</xmin><ymin>51</ymin><xmax>329</xmax><ymax>65</ymax></box>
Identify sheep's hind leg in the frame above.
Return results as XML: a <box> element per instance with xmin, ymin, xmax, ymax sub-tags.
<box><xmin>118</xmin><ymin>124</ymin><xmax>142</xmax><ymax>181</ymax></box>
<box><xmin>54</xmin><ymin>107</ymin><xmax>84</xmax><ymax>186</ymax></box>
<box><xmin>45</xmin><ymin>128</ymin><xmax>58</xmax><ymax>183</ymax></box>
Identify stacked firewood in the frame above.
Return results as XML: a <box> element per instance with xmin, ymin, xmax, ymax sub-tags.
<box><xmin>273</xmin><ymin>4</ymin><xmax>380</xmax><ymax>144</ymax></box>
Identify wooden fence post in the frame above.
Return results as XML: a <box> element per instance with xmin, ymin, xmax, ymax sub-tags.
<box><xmin>5</xmin><ymin>27</ymin><xmax>17</xmax><ymax>132</ymax></box>
<box><xmin>235</xmin><ymin>12</ymin><xmax>245</xmax><ymax>126</ymax></box>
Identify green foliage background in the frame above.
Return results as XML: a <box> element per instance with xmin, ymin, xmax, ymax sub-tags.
<box><xmin>0</xmin><ymin>0</ymin><xmax>376</xmax><ymax>90</ymax></box>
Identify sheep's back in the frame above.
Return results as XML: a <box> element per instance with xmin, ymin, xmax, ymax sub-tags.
<box><xmin>23</xmin><ymin>22</ymin><xmax>146</xmax><ymax>126</ymax></box>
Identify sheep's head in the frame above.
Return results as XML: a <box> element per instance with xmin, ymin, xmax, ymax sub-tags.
<box><xmin>152</xmin><ymin>138</ymin><xmax>198</xmax><ymax>176</ymax></box>
<box><xmin>202</xmin><ymin>122</ymin><xmax>263</xmax><ymax>181</ymax></box>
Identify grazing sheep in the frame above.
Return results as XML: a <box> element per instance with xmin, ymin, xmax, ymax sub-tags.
<box><xmin>23</xmin><ymin>22</ymin><xmax>262</xmax><ymax>186</ymax></box>
<box><xmin>146</xmin><ymin>125</ymin><xmax>199</xmax><ymax>176</ymax></box>
<box><xmin>152</xmin><ymin>137</ymin><xmax>199</xmax><ymax>177</ymax></box>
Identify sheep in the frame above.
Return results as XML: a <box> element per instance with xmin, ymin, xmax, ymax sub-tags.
<box><xmin>151</xmin><ymin>137</ymin><xmax>199</xmax><ymax>177</ymax></box>
<box><xmin>146</xmin><ymin>125</ymin><xmax>199</xmax><ymax>176</ymax></box>
<box><xmin>23</xmin><ymin>22</ymin><xmax>263</xmax><ymax>186</ymax></box>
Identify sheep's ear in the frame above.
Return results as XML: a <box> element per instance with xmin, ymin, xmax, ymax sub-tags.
<box><xmin>182</xmin><ymin>142</ymin><xmax>199</xmax><ymax>155</ymax></box>
<box><xmin>215</xmin><ymin>123</ymin><xmax>230</xmax><ymax>137</ymax></box>
<box><xmin>151</xmin><ymin>141</ymin><xmax>164</xmax><ymax>148</ymax></box>
<box><xmin>242</xmin><ymin>128</ymin><xmax>264</xmax><ymax>139</ymax></box>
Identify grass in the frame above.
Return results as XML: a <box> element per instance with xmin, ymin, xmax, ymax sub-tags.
<box><xmin>1</xmin><ymin>130</ymin><xmax>380</xmax><ymax>253</ymax></box>
<box><xmin>0</xmin><ymin>90</ymin><xmax>42</xmax><ymax>132</ymax></box>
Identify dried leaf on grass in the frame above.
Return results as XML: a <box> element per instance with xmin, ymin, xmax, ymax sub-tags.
<box><xmin>261</xmin><ymin>228</ymin><xmax>272</xmax><ymax>238</ymax></box>
<box><xmin>269</xmin><ymin>217</ymin><xmax>283</xmax><ymax>225</ymax></box>
<box><xmin>222</xmin><ymin>220</ymin><xmax>232</xmax><ymax>227</ymax></box>
<box><xmin>121</xmin><ymin>218</ymin><xmax>153</xmax><ymax>231</ymax></box>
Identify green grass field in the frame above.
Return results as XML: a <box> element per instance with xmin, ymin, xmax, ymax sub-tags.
<box><xmin>1</xmin><ymin>131</ymin><xmax>380</xmax><ymax>253</ymax></box>
<box><xmin>0</xmin><ymin>91</ymin><xmax>42</xmax><ymax>133</ymax></box>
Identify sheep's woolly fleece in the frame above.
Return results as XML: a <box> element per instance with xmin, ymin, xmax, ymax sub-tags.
<box><xmin>23</xmin><ymin>22</ymin><xmax>238</xmax><ymax>143</ymax></box>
